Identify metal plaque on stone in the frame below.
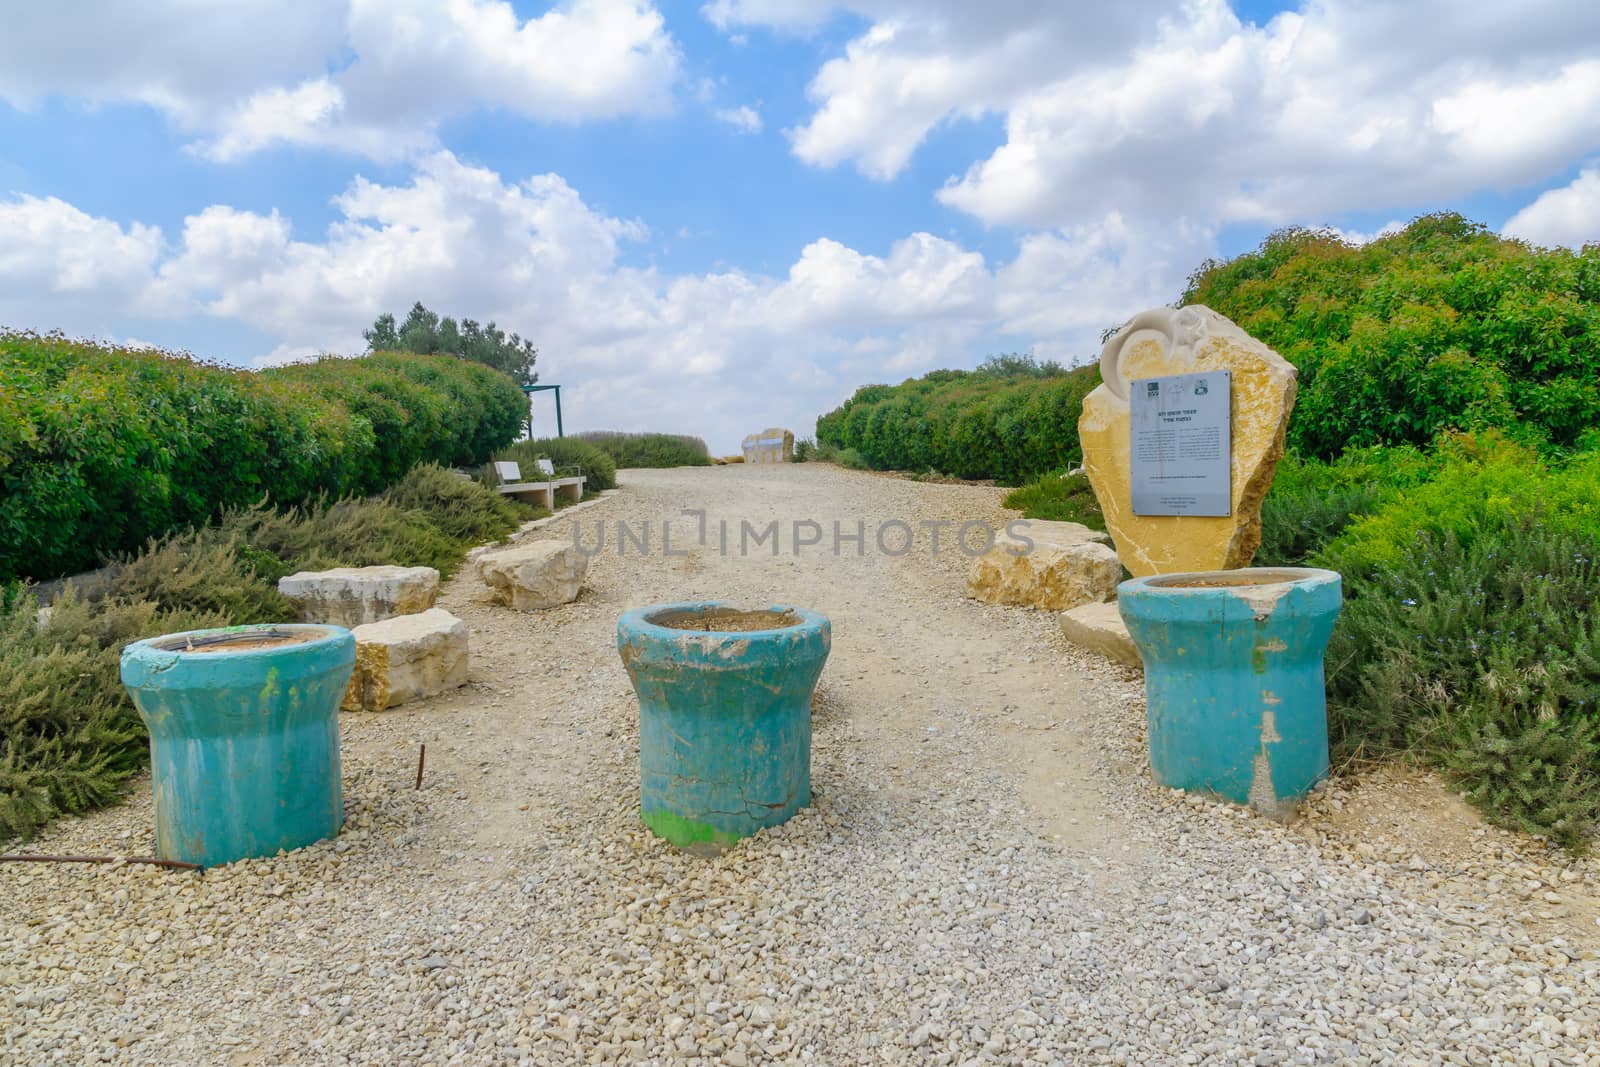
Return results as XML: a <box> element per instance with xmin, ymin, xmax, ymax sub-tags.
<box><xmin>1129</xmin><ymin>370</ymin><xmax>1232</xmax><ymax>517</ymax></box>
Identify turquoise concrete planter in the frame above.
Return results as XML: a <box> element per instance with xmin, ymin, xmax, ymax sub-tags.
<box><xmin>120</xmin><ymin>624</ymin><xmax>355</xmax><ymax>867</ymax></box>
<box><xmin>617</xmin><ymin>602</ymin><xmax>831</xmax><ymax>851</ymax></box>
<box><xmin>1118</xmin><ymin>568</ymin><xmax>1342</xmax><ymax>815</ymax></box>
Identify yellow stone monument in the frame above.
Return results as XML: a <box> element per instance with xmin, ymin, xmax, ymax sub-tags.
<box><xmin>1079</xmin><ymin>306</ymin><xmax>1296</xmax><ymax>577</ymax></box>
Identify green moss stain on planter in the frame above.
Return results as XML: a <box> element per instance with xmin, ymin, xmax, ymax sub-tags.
<box><xmin>640</xmin><ymin>808</ymin><xmax>747</xmax><ymax>851</ymax></box>
<box><xmin>121</xmin><ymin>625</ymin><xmax>355</xmax><ymax>867</ymax></box>
<box><xmin>1118</xmin><ymin>569</ymin><xmax>1342</xmax><ymax>816</ymax></box>
<box><xmin>618</xmin><ymin>602</ymin><xmax>831</xmax><ymax>849</ymax></box>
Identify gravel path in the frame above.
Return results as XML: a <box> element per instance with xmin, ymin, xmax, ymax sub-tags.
<box><xmin>4</xmin><ymin>464</ymin><xmax>1598</xmax><ymax>1066</ymax></box>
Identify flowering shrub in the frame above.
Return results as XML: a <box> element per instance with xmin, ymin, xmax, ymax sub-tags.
<box><xmin>1185</xmin><ymin>213</ymin><xmax>1600</xmax><ymax>458</ymax></box>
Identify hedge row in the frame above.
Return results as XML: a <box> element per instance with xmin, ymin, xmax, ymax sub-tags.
<box><xmin>815</xmin><ymin>358</ymin><xmax>1100</xmax><ymax>484</ymax></box>
<box><xmin>0</xmin><ymin>332</ymin><xmax>528</xmax><ymax>582</ymax></box>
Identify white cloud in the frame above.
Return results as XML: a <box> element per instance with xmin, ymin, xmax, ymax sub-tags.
<box><xmin>995</xmin><ymin>215</ymin><xmax>1214</xmax><ymax>339</ymax></box>
<box><xmin>0</xmin><ymin>2</ymin><xmax>346</xmax><ymax>120</ymax></box>
<box><xmin>741</xmin><ymin>0</ymin><xmax>1600</xmax><ymax>235</ymax></box>
<box><xmin>1503</xmin><ymin>168</ymin><xmax>1600</xmax><ymax>249</ymax></box>
<box><xmin>941</xmin><ymin>4</ymin><xmax>1600</xmax><ymax>230</ymax></box>
<box><xmin>701</xmin><ymin>0</ymin><xmax>839</xmax><ymax>33</ymax></box>
<box><xmin>0</xmin><ymin>156</ymin><xmax>1154</xmax><ymax>451</ymax></box>
<box><xmin>199</xmin><ymin>79</ymin><xmax>410</xmax><ymax>163</ymax></box>
<box><xmin>1</xmin><ymin>0</ymin><xmax>682</xmax><ymax>162</ymax></box>
<box><xmin>786</xmin><ymin>5</ymin><xmax>1168</xmax><ymax>181</ymax></box>
<box><xmin>0</xmin><ymin>196</ymin><xmax>164</xmax><ymax>331</ymax></box>
<box><xmin>714</xmin><ymin>104</ymin><xmax>763</xmax><ymax>133</ymax></box>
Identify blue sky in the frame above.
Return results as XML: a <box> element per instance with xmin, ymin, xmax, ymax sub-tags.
<box><xmin>3</xmin><ymin>1</ymin><xmax>1598</xmax><ymax>452</ymax></box>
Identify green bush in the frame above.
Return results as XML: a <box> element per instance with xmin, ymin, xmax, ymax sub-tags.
<box><xmin>793</xmin><ymin>438</ymin><xmax>816</xmax><ymax>462</ymax></box>
<box><xmin>0</xmin><ymin>332</ymin><xmax>527</xmax><ymax>582</ymax></box>
<box><xmin>836</xmin><ymin>447</ymin><xmax>869</xmax><ymax>470</ymax></box>
<box><xmin>494</xmin><ymin>437</ymin><xmax>617</xmax><ymax>491</ymax></box>
<box><xmin>110</xmin><ymin>532</ymin><xmax>296</xmax><ymax>621</ymax></box>
<box><xmin>0</xmin><ymin>586</ymin><xmax>228</xmax><ymax>840</ymax></box>
<box><xmin>1001</xmin><ymin>472</ymin><xmax>1106</xmax><ymax>530</ymax></box>
<box><xmin>1308</xmin><ymin>440</ymin><xmax>1600</xmax><ymax>846</ymax></box>
<box><xmin>1253</xmin><ymin>446</ymin><xmax>1434</xmax><ymax>566</ymax></box>
<box><xmin>1324</xmin><ymin>517</ymin><xmax>1600</xmax><ymax>847</ymax></box>
<box><xmin>1318</xmin><ymin>436</ymin><xmax>1600</xmax><ymax>579</ymax></box>
<box><xmin>816</xmin><ymin>357</ymin><xmax>1100</xmax><ymax>484</ymax></box>
<box><xmin>376</xmin><ymin>463</ymin><xmax>527</xmax><ymax>547</ymax></box>
<box><xmin>1185</xmin><ymin>213</ymin><xmax>1600</xmax><ymax>458</ymax></box>
<box><xmin>575</xmin><ymin>431</ymin><xmax>712</xmax><ymax>468</ymax></box>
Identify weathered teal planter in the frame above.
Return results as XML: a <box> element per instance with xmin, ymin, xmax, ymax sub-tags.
<box><xmin>120</xmin><ymin>624</ymin><xmax>355</xmax><ymax>867</ymax></box>
<box><xmin>617</xmin><ymin>602</ymin><xmax>831</xmax><ymax>851</ymax></box>
<box><xmin>1118</xmin><ymin>568</ymin><xmax>1343</xmax><ymax>816</ymax></box>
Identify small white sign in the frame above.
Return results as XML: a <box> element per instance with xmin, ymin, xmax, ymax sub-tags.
<box><xmin>536</xmin><ymin>458</ymin><xmax>555</xmax><ymax>477</ymax></box>
<box><xmin>494</xmin><ymin>461</ymin><xmax>522</xmax><ymax>483</ymax></box>
<box><xmin>1129</xmin><ymin>370</ymin><xmax>1232</xmax><ymax>517</ymax></box>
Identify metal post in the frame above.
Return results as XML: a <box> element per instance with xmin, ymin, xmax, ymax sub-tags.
<box><xmin>522</xmin><ymin>384</ymin><xmax>564</xmax><ymax>438</ymax></box>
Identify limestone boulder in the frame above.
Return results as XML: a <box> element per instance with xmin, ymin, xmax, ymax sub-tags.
<box><xmin>278</xmin><ymin>565</ymin><xmax>439</xmax><ymax>627</ymax></box>
<box><xmin>476</xmin><ymin>540</ymin><xmax>587</xmax><ymax>610</ymax></box>
<box><xmin>966</xmin><ymin>520</ymin><xmax>1122</xmax><ymax>611</ymax></box>
<box><xmin>342</xmin><ymin>608</ymin><xmax>469</xmax><ymax>712</ymax></box>
<box><xmin>741</xmin><ymin>427</ymin><xmax>794</xmax><ymax>464</ymax></box>
<box><xmin>1060</xmin><ymin>601</ymin><xmax>1142</xmax><ymax>668</ymax></box>
<box><xmin>1080</xmin><ymin>305</ymin><xmax>1296</xmax><ymax>576</ymax></box>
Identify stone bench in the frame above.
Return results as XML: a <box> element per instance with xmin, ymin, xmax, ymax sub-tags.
<box><xmin>342</xmin><ymin>608</ymin><xmax>469</xmax><ymax>712</ymax></box>
<box><xmin>493</xmin><ymin>460</ymin><xmax>585</xmax><ymax>509</ymax></box>
<box><xmin>278</xmin><ymin>565</ymin><xmax>439</xmax><ymax>627</ymax></box>
<box><xmin>475</xmin><ymin>540</ymin><xmax>587</xmax><ymax>610</ymax></box>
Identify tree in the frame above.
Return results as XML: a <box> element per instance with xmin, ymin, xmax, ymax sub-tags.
<box><xmin>364</xmin><ymin>301</ymin><xmax>539</xmax><ymax>386</ymax></box>
<box><xmin>364</xmin><ymin>312</ymin><xmax>399</xmax><ymax>350</ymax></box>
